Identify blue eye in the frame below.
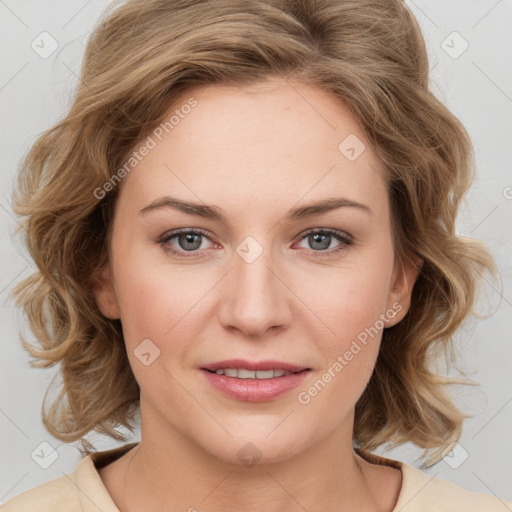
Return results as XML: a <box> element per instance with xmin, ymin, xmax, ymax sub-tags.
<box><xmin>158</xmin><ymin>227</ymin><xmax>354</xmax><ymax>259</ymax></box>
<box><xmin>295</xmin><ymin>228</ymin><xmax>354</xmax><ymax>256</ymax></box>
<box><xmin>158</xmin><ymin>228</ymin><xmax>214</xmax><ymax>258</ymax></box>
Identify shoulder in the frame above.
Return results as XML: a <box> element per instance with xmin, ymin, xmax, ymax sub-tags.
<box><xmin>1</xmin><ymin>443</ymin><xmax>136</xmax><ymax>512</ymax></box>
<box><xmin>396</xmin><ymin>461</ymin><xmax>512</xmax><ymax>511</ymax></box>
<box><xmin>355</xmin><ymin>449</ymin><xmax>512</xmax><ymax>512</ymax></box>
<box><xmin>0</xmin><ymin>474</ymin><xmax>80</xmax><ymax>512</ymax></box>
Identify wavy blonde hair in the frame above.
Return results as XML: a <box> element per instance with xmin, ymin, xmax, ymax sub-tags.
<box><xmin>12</xmin><ymin>0</ymin><xmax>497</xmax><ymax>464</ymax></box>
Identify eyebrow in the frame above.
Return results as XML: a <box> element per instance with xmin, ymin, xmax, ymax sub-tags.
<box><xmin>139</xmin><ymin>195</ymin><xmax>372</xmax><ymax>221</ymax></box>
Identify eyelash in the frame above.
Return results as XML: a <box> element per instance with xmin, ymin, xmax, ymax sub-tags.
<box><xmin>157</xmin><ymin>227</ymin><xmax>354</xmax><ymax>259</ymax></box>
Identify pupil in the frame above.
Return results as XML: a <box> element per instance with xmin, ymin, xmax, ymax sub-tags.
<box><xmin>310</xmin><ymin>233</ymin><xmax>330</xmax><ymax>250</ymax></box>
<box><xmin>180</xmin><ymin>233</ymin><xmax>201</xmax><ymax>251</ymax></box>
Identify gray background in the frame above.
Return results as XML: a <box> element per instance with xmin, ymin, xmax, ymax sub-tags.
<box><xmin>1</xmin><ymin>0</ymin><xmax>511</xmax><ymax>504</ymax></box>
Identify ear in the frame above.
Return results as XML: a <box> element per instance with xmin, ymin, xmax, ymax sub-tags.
<box><xmin>91</xmin><ymin>265</ymin><xmax>121</xmax><ymax>319</ymax></box>
<box><xmin>384</xmin><ymin>253</ymin><xmax>423</xmax><ymax>328</ymax></box>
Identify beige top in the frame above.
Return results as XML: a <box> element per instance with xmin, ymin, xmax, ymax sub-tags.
<box><xmin>2</xmin><ymin>443</ymin><xmax>510</xmax><ymax>511</ymax></box>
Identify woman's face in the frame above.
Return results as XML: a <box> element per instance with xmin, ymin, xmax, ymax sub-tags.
<box><xmin>94</xmin><ymin>77</ymin><xmax>418</xmax><ymax>465</ymax></box>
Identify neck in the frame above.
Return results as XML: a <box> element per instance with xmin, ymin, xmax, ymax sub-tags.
<box><xmin>116</xmin><ymin>405</ymin><xmax>380</xmax><ymax>512</ymax></box>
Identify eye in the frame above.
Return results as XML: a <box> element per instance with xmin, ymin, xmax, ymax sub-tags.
<box><xmin>294</xmin><ymin>228</ymin><xmax>353</xmax><ymax>257</ymax></box>
<box><xmin>158</xmin><ymin>228</ymin><xmax>216</xmax><ymax>258</ymax></box>
<box><xmin>158</xmin><ymin>227</ymin><xmax>354</xmax><ymax>259</ymax></box>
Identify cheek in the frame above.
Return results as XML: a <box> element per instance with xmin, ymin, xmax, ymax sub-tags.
<box><xmin>294</xmin><ymin>251</ymin><xmax>394</xmax><ymax>399</ymax></box>
<box><xmin>111</xmin><ymin>248</ymin><xmax>204</xmax><ymax>349</ymax></box>
<box><xmin>111</xmin><ymin>250</ymin><xmax>231</xmax><ymax>382</ymax></box>
<box><xmin>295</xmin><ymin>265</ymin><xmax>389</xmax><ymax>423</ymax></box>
<box><xmin>112</xmin><ymin>260</ymin><xmax>211</xmax><ymax>398</ymax></box>
<box><xmin>299</xmin><ymin>257</ymin><xmax>393</xmax><ymax>343</ymax></box>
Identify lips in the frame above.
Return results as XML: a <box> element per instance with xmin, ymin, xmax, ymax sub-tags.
<box><xmin>210</xmin><ymin>368</ymin><xmax>292</xmax><ymax>379</ymax></box>
<box><xmin>201</xmin><ymin>359</ymin><xmax>309</xmax><ymax>373</ymax></box>
<box><xmin>200</xmin><ymin>359</ymin><xmax>311</xmax><ymax>401</ymax></box>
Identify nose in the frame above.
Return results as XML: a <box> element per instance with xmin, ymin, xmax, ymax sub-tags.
<box><xmin>217</xmin><ymin>241</ymin><xmax>292</xmax><ymax>338</ymax></box>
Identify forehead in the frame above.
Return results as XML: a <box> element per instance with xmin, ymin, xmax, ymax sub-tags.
<box><xmin>116</xmin><ymin>77</ymin><xmax>387</xmax><ymax>219</ymax></box>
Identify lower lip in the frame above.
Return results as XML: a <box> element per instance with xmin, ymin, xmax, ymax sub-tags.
<box><xmin>200</xmin><ymin>369</ymin><xmax>311</xmax><ymax>401</ymax></box>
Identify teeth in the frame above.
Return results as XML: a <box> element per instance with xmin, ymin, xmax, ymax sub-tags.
<box><xmin>239</xmin><ymin>368</ymin><xmax>258</xmax><ymax>379</ymax></box>
<box><xmin>213</xmin><ymin>368</ymin><xmax>294</xmax><ymax>379</ymax></box>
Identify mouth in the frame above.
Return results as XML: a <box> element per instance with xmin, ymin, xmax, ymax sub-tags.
<box><xmin>201</xmin><ymin>358</ymin><xmax>309</xmax><ymax>374</ymax></box>
<box><xmin>203</xmin><ymin>368</ymin><xmax>304</xmax><ymax>379</ymax></box>
<box><xmin>200</xmin><ymin>359</ymin><xmax>311</xmax><ymax>401</ymax></box>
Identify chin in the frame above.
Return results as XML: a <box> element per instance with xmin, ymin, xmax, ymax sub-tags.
<box><xmin>200</xmin><ymin>425</ymin><xmax>311</xmax><ymax>467</ymax></box>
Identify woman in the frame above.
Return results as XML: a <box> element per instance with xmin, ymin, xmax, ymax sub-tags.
<box><xmin>4</xmin><ymin>0</ymin><xmax>510</xmax><ymax>510</ymax></box>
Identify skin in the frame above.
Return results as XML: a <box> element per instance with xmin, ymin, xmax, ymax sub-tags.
<box><xmin>93</xmin><ymin>77</ymin><xmax>420</xmax><ymax>512</ymax></box>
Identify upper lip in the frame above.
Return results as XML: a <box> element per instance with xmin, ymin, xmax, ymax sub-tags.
<box><xmin>201</xmin><ymin>359</ymin><xmax>309</xmax><ymax>373</ymax></box>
